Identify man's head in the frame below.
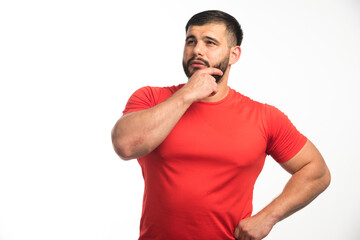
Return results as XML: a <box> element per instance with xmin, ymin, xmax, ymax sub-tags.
<box><xmin>185</xmin><ymin>10</ymin><xmax>243</xmax><ymax>47</ymax></box>
<box><xmin>182</xmin><ymin>10</ymin><xmax>243</xmax><ymax>83</ymax></box>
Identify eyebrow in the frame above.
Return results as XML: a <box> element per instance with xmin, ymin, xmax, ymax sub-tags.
<box><xmin>185</xmin><ymin>35</ymin><xmax>196</xmax><ymax>41</ymax></box>
<box><xmin>185</xmin><ymin>35</ymin><xmax>220</xmax><ymax>44</ymax></box>
<box><xmin>204</xmin><ymin>36</ymin><xmax>220</xmax><ymax>44</ymax></box>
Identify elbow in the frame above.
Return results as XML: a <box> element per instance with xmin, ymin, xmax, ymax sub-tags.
<box><xmin>316</xmin><ymin>164</ymin><xmax>331</xmax><ymax>193</ymax></box>
<box><xmin>112</xmin><ymin>142</ymin><xmax>135</xmax><ymax>160</ymax></box>
<box><xmin>323</xmin><ymin>167</ymin><xmax>331</xmax><ymax>190</ymax></box>
<box><xmin>114</xmin><ymin>147</ymin><xmax>134</xmax><ymax>161</ymax></box>
<box><xmin>111</xmin><ymin>131</ymin><xmax>136</xmax><ymax>161</ymax></box>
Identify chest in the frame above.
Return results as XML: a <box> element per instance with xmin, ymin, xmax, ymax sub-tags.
<box><xmin>154</xmin><ymin>105</ymin><xmax>268</xmax><ymax>169</ymax></box>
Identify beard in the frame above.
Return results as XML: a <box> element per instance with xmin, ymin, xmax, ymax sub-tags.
<box><xmin>182</xmin><ymin>55</ymin><xmax>230</xmax><ymax>83</ymax></box>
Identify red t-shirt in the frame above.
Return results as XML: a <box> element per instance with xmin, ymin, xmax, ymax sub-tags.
<box><xmin>123</xmin><ymin>84</ymin><xmax>307</xmax><ymax>240</ymax></box>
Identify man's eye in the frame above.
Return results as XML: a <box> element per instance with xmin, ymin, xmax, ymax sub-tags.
<box><xmin>187</xmin><ymin>40</ymin><xmax>195</xmax><ymax>45</ymax></box>
<box><xmin>207</xmin><ymin>41</ymin><xmax>216</xmax><ymax>45</ymax></box>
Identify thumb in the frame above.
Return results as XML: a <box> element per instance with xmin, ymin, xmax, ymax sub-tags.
<box><xmin>233</xmin><ymin>226</ymin><xmax>240</xmax><ymax>239</ymax></box>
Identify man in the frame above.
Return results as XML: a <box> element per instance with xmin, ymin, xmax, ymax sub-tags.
<box><xmin>112</xmin><ymin>10</ymin><xmax>331</xmax><ymax>240</ymax></box>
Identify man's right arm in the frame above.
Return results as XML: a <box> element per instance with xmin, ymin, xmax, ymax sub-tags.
<box><xmin>111</xmin><ymin>68</ymin><xmax>222</xmax><ymax>160</ymax></box>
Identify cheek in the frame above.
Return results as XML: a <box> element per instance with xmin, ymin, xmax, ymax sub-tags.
<box><xmin>213</xmin><ymin>49</ymin><xmax>229</xmax><ymax>62</ymax></box>
<box><xmin>183</xmin><ymin>50</ymin><xmax>190</xmax><ymax>62</ymax></box>
<box><xmin>208</xmin><ymin>53</ymin><xmax>221</xmax><ymax>65</ymax></box>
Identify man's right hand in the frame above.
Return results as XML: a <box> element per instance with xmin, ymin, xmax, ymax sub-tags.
<box><xmin>112</xmin><ymin>67</ymin><xmax>223</xmax><ymax>160</ymax></box>
<box><xmin>181</xmin><ymin>68</ymin><xmax>223</xmax><ymax>103</ymax></box>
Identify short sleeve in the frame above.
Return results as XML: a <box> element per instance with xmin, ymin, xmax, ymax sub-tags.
<box><xmin>122</xmin><ymin>86</ymin><xmax>161</xmax><ymax>115</ymax></box>
<box><xmin>265</xmin><ymin>104</ymin><xmax>307</xmax><ymax>163</ymax></box>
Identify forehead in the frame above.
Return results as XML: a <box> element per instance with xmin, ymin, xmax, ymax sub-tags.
<box><xmin>186</xmin><ymin>23</ymin><xmax>228</xmax><ymax>39</ymax></box>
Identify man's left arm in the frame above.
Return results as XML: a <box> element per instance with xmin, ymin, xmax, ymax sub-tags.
<box><xmin>234</xmin><ymin>140</ymin><xmax>331</xmax><ymax>240</ymax></box>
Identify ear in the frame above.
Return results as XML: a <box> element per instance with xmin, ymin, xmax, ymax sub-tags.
<box><xmin>229</xmin><ymin>46</ymin><xmax>241</xmax><ymax>65</ymax></box>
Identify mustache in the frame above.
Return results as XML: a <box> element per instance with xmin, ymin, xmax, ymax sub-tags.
<box><xmin>187</xmin><ymin>57</ymin><xmax>210</xmax><ymax>68</ymax></box>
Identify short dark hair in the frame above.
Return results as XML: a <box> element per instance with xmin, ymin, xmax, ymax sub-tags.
<box><xmin>185</xmin><ymin>10</ymin><xmax>243</xmax><ymax>46</ymax></box>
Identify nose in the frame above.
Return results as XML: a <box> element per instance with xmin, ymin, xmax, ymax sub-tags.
<box><xmin>193</xmin><ymin>42</ymin><xmax>205</xmax><ymax>56</ymax></box>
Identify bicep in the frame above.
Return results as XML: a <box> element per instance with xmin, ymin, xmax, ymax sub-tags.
<box><xmin>280</xmin><ymin>140</ymin><xmax>326</xmax><ymax>175</ymax></box>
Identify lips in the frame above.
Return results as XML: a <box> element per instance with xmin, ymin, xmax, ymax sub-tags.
<box><xmin>190</xmin><ymin>60</ymin><xmax>208</xmax><ymax>68</ymax></box>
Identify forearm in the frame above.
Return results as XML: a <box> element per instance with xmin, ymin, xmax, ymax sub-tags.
<box><xmin>257</xmin><ymin>159</ymin><xmax>331</xmax><ymax>226</ymax></box>
<box><xmin>111</xmin><ymin>87</ymin><xmax>194</xmax><ymax>160</ymax></box>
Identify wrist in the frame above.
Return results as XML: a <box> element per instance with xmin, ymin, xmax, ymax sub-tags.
<box><xmin>256</xmin><ymin>207</ymin><xmax>281</xmax><ymax>228</ymax></box>
<box><xmin>175</xmin><ymin>85</ymin><xmax>197</xmax><ymax>105</ymax></box>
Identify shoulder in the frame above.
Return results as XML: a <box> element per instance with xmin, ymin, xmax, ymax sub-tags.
<box><xmin>122</xmin><ymin>84</ymin><xmax>184</xmax><ymax>115</ymax></box>
<box><xmin>135</xmin><ymin>84</ymin><xmax>183</xmax><ymax>96</ymax></box>
<box><xmin>228</xmin><ymin>88</ymin><xmax>292</xmax><ymax>133</ymax></box>
<box><xmin>229</xmin><ymin>88</ymin><xmax>288</xmax><ymax>116</ymax></box>
<box><xmin>228</xmin><ymin>87</ymin><xmax>267</xmax><ymax>113</ymax></box>
<box><xmin>126</xmin><ymin>83</ymin><xmax>184</xmax><ymax>106</ymax></box>
<box><xmin>130</xmin><ymin>84</ymin><xmax>183</xmax><ymax>100</ymax></box>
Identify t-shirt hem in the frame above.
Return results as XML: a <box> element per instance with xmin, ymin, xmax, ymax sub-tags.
<box><xmin>275</xmin><ymin>136</ymin><xmax>308</xmax><ymax>163</ymax></box>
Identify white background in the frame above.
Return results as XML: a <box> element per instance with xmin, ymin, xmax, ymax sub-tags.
<box><xmin>1</xmin><ymin>0</ymin><xmax>359</xmax><ymax>239</ymax></box>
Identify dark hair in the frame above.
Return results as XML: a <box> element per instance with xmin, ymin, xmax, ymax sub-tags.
<box><xmin>185</xmin><ymin>10</ymin><xmax>243</xmax><ymax>46</ymax></box>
